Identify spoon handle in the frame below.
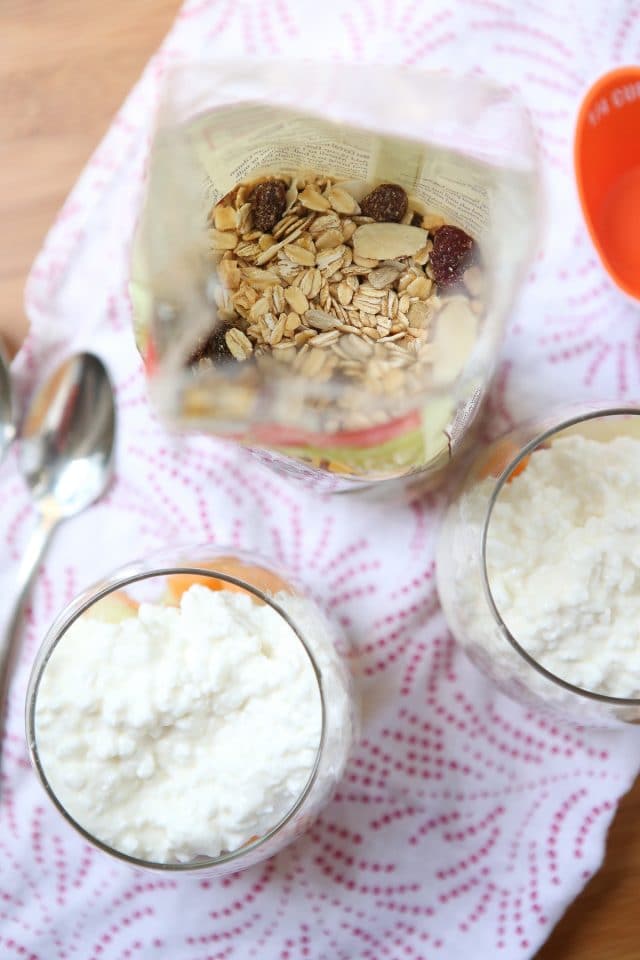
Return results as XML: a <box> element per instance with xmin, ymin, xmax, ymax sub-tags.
<box><xmin>0</xmin><ymin>513</ymin><xmax>59</xmax><ymax>715</ymax></box>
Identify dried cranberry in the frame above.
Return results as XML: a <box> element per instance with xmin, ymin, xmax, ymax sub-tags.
<box><xmin>188</xmin><ymin>322</ymin><xmax>233</xmax><ymax>366</ymax></box>
<box><xmin>251</xmin><ymin>179</ymin><xmax>287</xmax><ymax>233</ymax></box>
<box><xmin>430</xmin><ymin>225</ymin><xmax>475</xmax><ymax>287</ymax></box>
<box><xmin>360</xmin><ymin>183</ymin><xmax>408</xmax><ymax>223</ymax></box>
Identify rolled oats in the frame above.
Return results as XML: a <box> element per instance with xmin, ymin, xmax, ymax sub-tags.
<box><xmin>299</xmin><ymin>347</ymin><xmax>328</xmax><ymax>376</ymax></box>
<box><xmin>326</xmin><ymin>185</ymin><xmax>359</xmax><ymax>215</ymax></box>
<box><xmin>210</xmin><ymin>229</ymin><xmax>238</xmax><ymax>251</ymax></box>
<box><xmin>214</xmin><ymin>205</ymin><xmax>238</xmax><ymax>232</ymax></box>
<box><xmin>225</xmin><ymin>328</ymin><xmax>253</xmax><ymax>360</ymax></box>
<box><xmin>299</xmin><ymin>185</ymin><xmax>331</xmax><ymax>211</ymax></box>
<box><xmin>199</xmin><ymin>170</ymin><xmax>484</xmax><ymax>417</ymax></box>
<box><xmin>368</xmin><ymin>265</ymin><xmax>401</xmax><ymax>289</ymax></box>
<box><xmin>269</xmin><ymin>314</ymin><xmax>287</xmax><ymax>346</ymax></box>
<box><xmin>286</xmin><ymin>244</ymin><xmax>316</xmax><ymax>266</ymax></box>
<box><xmin>316</xmin><ymin>228</ymin><xmax>344</xmax><ymax>250</ymax></box>
<box><xmin>309</xmin><ymin>330</ymin><xmax>341</xmax><ymax>347</ymax></box>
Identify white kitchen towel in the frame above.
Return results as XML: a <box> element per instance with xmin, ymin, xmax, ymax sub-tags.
<box><xmin>1</xmin><ymin>2</ymin><xmax>640</xmax><ymax>958</ymax></box>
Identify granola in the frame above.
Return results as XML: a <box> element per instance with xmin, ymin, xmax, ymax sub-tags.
<box><xmin>195</xmin><ymin>172</ymin><xmax>482</xmax><ymax>437</ymax></box>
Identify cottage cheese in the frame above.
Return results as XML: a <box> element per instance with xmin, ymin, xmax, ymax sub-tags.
<box><xmin>439</xmin><ymin>434</ymin><xmax>640</xmax><ymax>710</ymax></box>
<box><xmin>34</xmin><ymin>584</ymin><xmax>348</xmax><ymax>864</ymax></box>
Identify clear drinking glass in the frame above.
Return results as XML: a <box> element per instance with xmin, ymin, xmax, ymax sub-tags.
<box><xmin>26</xmin><ymin>545</ymin><xmax>356</xmax><ymax>875</ymax></box>
<box><xmin>436</xmin><ymin>407</ymin><xmax>640</xmax><ymax>726</ymax></box>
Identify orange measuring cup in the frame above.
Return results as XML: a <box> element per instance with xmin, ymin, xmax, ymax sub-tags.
<box><xmin>574</xmin><ymin>66</ymin><xmax>640</xmax><ymax>300</ymax></box>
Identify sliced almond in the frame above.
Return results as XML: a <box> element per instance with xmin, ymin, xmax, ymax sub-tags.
<box><xmin>353</xmin><ymin>223</ymin><xmax>428</xmax><ymax>260</ymax></box>
<box><xmin>463</xmin><ymin>265</ymin><xmax>484</xmax><ymax>298</ymax></box>
<box><xmin>299</xmin><ymin>186</ymin><xmax>331</xmax><ymax>211</ymax></box>
<box><xmin>431</xmin><ymin>297</ymin><xmax>478</xmax><ymax>385</ymax></box>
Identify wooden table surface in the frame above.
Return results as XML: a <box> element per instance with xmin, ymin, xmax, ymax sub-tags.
<box><xmin>2</xmin><ymin>2</ymin><xmax>640</xmax><ymax>957</ymax></box>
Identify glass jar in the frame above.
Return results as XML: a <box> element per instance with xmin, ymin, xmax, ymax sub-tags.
<box><xmin>130</xmin><ymin>62</ymin><xmax>538</xmax><ymax>493</ymax></box>
<box><xmin>26</xmin><ymin>545</ymin><xmax>356</xmax><ymax>875</ymax></box>
<box><xmin>435</xmin><ymin>407</ymin><xmax>640</xmax><ymax>726</ymax></box>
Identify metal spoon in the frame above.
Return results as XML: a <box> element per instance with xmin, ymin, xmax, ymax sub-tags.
<box><xmin>0</xmin><ymin>342</ymin><xmax>16</xmax><ymax>463</ymax></box>
<box><xmin>0</xmin><ymin>352</ymin><xmax>116</xmax><ymax>716</ymax></box>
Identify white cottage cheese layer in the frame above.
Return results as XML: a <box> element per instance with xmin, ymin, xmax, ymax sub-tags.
<box><xmin>35</xmin><ymin>585</ymin><xmax>323</xmax><ymax>863</ymax></box>
<box><xmin>481</xmin><ymin>435</ymin><xmax>640</xmax><ymax>696</ymax></box>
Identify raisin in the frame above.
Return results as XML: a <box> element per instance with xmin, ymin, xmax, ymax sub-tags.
<box><xmin>410</xmin><ymin>211</ymin><xmax>423</xmax><ymax>227</ymax></box>
<box><xmin>360</xmin><ymin>183</ymin><xmax>408</xmax><ymax>223</ymax></box>
<box><xmin>250</xmin><ymin>179</ymin><xmax>287</xmax><ymax>233</ymax></box>
<box><xmin>188</xmin><ymin>322</ymin><xmax>233</xmax><ymax>366</ymax></box>
<box><xmin>430</xmin><ymin>225</ymin><xmax>475</xmax><ymax>287</ymax></box>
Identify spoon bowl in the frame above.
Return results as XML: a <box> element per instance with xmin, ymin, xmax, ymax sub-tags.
<box><xmin>19</xmin><ymin>353</ymin><xmax>116</xmax><ymax>516</ymax></box>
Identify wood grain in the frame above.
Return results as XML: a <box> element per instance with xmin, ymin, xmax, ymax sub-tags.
<box><xmin>1</xmin><ymin>2</ymin><xmax>639</xmax><ymax>957</ymax></box>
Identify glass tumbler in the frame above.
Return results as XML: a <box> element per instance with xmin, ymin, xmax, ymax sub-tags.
<box><xmin>435</xmin><ymin>407</ymin><xmax>640</xmax><ymax>726</ymax></box>
<box><xmin>26</xmin><ymin>545</ymin><xmax>356</xmax><ymax>875</ymax></box>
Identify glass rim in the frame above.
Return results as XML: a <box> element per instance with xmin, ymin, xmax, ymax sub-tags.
<box><xmin>26</xmin><ymin>564</ymin><xmax>327</xmax><ymax>872</ymax></box>
<box><xmin>480</xmin><ymin>405</ymin><xmax>640</xmax><ymax>708</ymax></box>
